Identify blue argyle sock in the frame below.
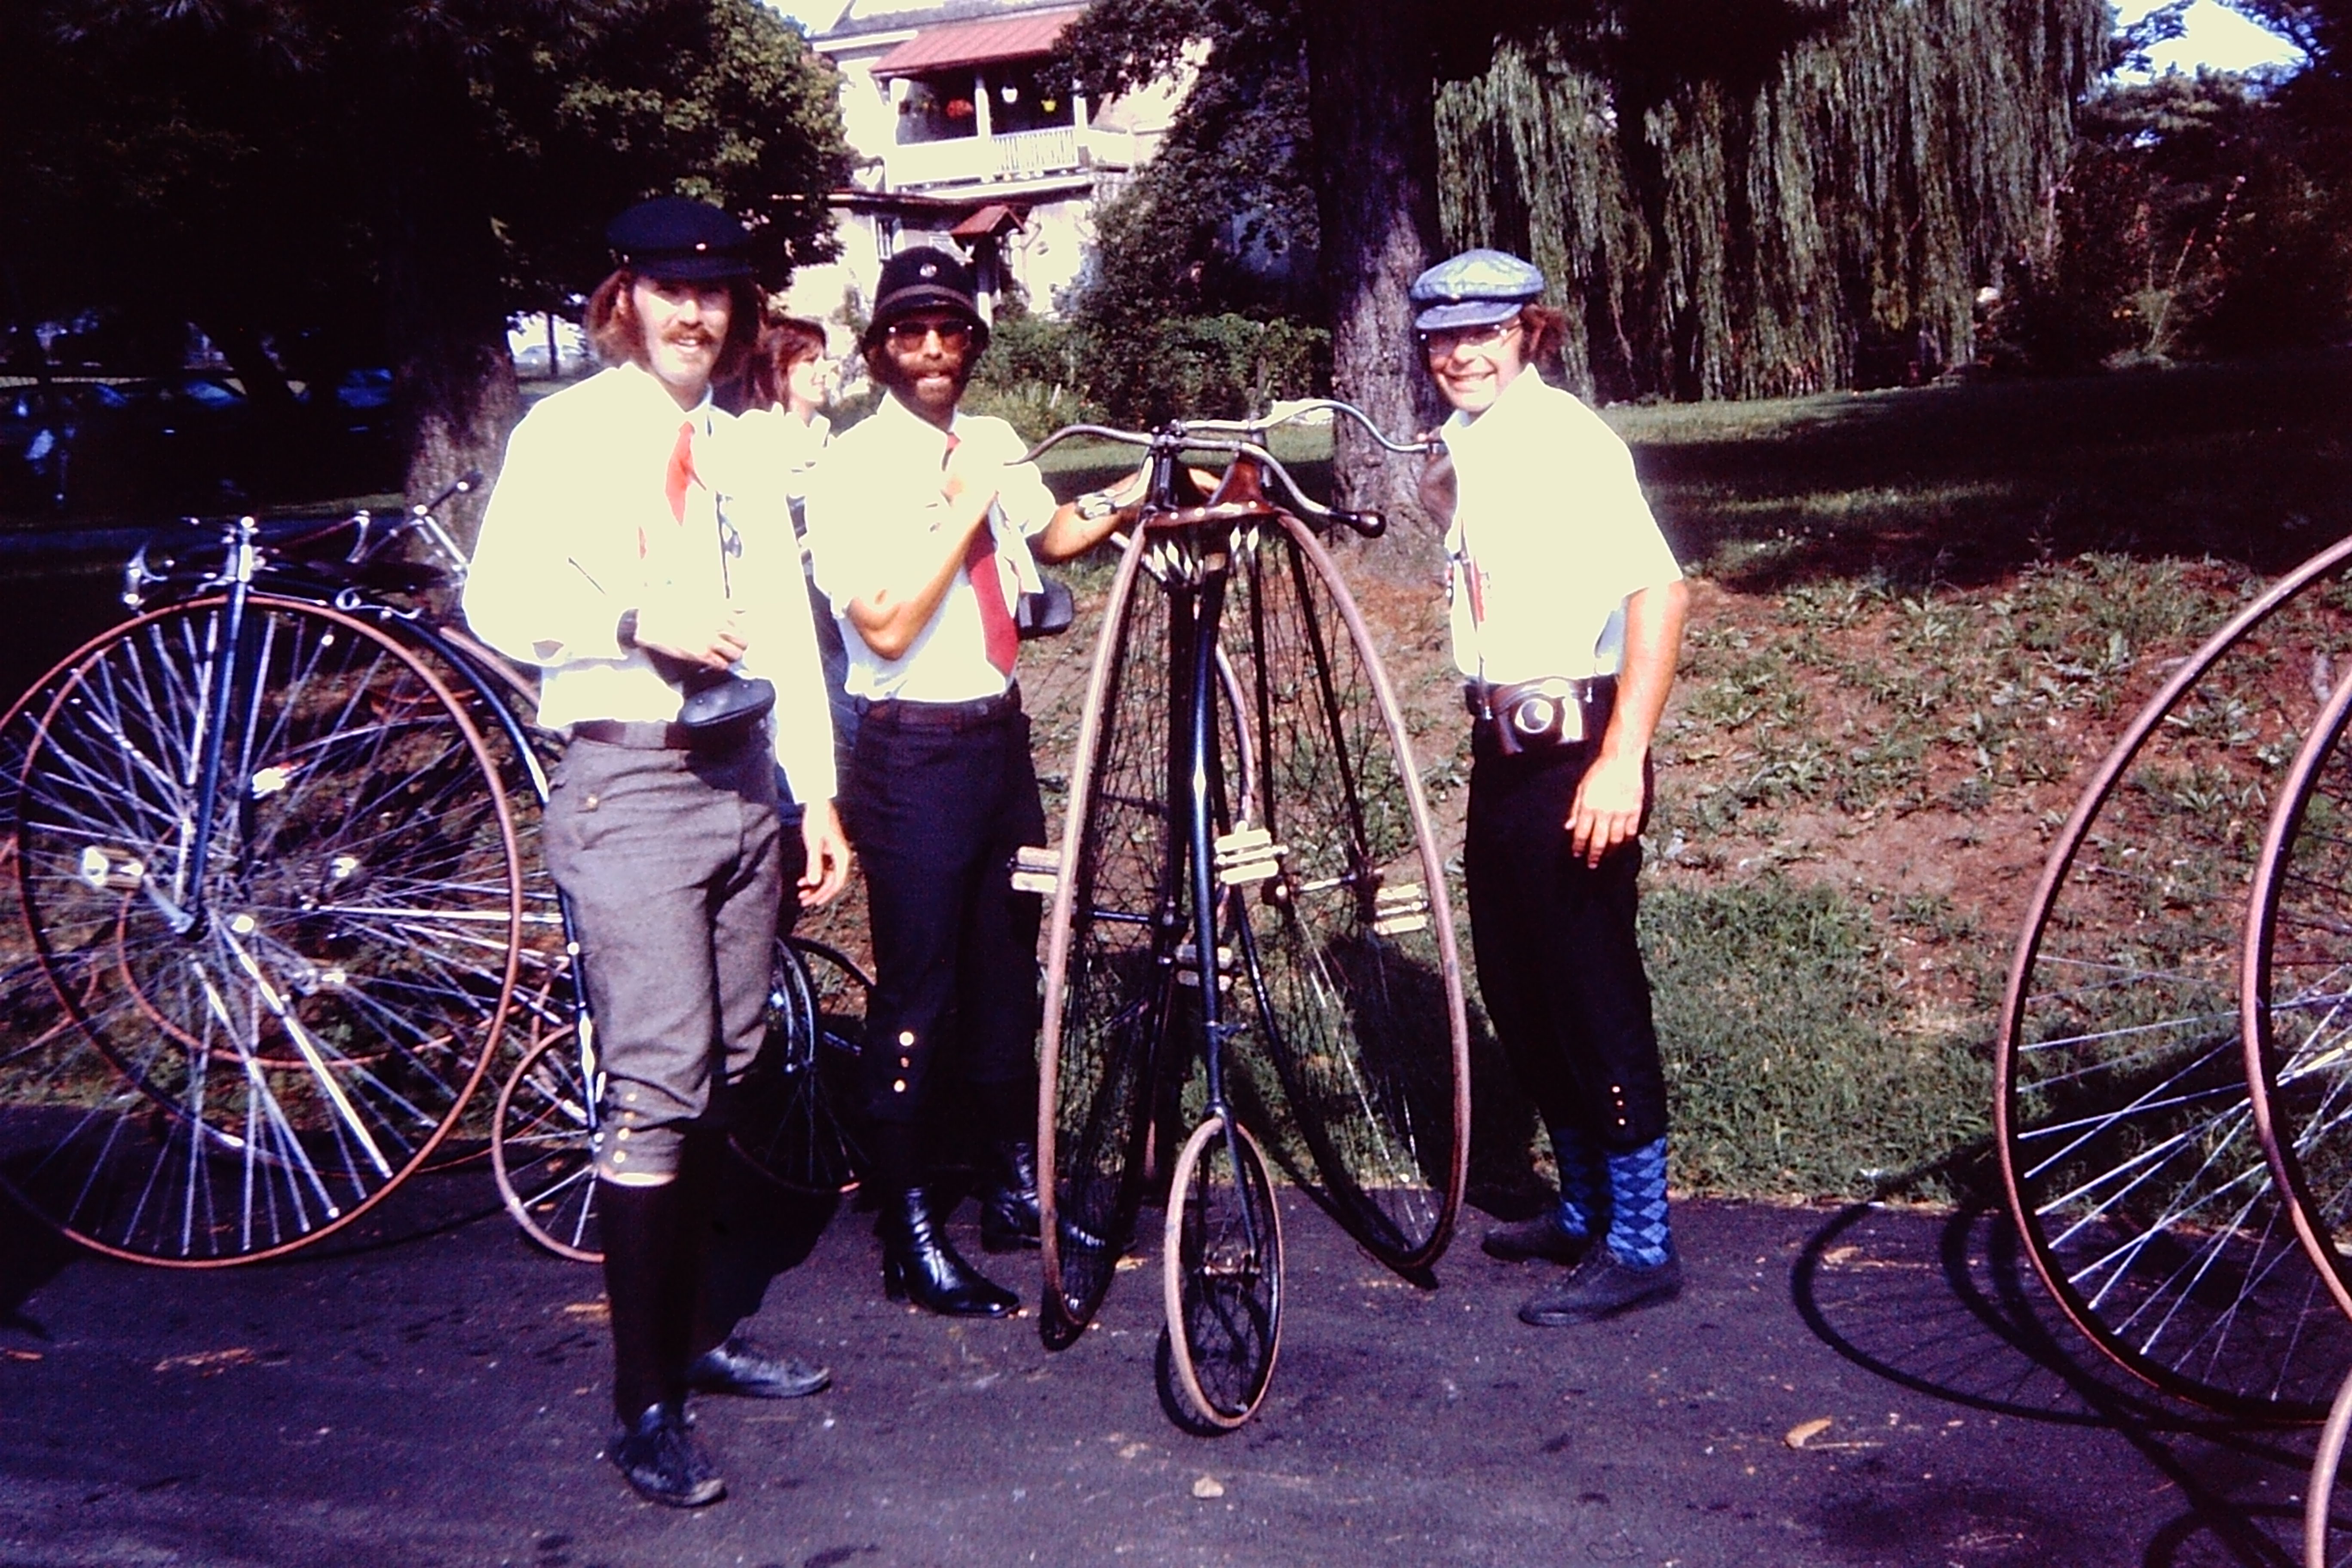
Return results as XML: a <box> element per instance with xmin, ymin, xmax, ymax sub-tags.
<box><xmin>1603</xmin><ymin>1136</ymin><xmax>1673</xmax><ymax>1268</ymax></box>
<box><xmin>1550</xmin><ymin>1124</ymin><xmax>1604</xmax><ymax>1241</ymax></box>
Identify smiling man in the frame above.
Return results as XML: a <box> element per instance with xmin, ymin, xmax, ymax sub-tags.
<box><xmin>464</xmin><ymin>197</ymin><xmax>849</xmax><ymax>1509</ymax></box>
<box><xmin>801</xmin><ymin>247</ymin><xmax>1133</xmax><ymax>1319</ymax></box>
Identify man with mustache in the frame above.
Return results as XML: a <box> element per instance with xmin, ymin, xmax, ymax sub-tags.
<box><xmin>801</xmin><ymin>248</ymin><xmax>1135</xmax><ymax>1316</ymax></box>
<box><xmin>465</xmin><ymin>197</ymin><xmax>851</xmax><ymax>1507</ymax></box>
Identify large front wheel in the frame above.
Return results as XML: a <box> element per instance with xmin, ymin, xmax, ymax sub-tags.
<box><xmin>0</xmin><ymin>597</ymin><xmax>523</xmax><ymax>1265</ymax></box>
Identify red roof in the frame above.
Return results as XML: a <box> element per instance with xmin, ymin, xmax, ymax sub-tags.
<box><xmin>870</xmin><ymin>6</ymin><xmax>1084</xmax><ymax>79</ymax></box>
<box><xmin>949</xmin><ymin>202</ymin><xmax>1028</xmax><ymax>238</ymax></box>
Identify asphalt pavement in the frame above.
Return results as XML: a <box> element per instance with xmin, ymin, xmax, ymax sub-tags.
<box><xmin>0</xmin><ymin>1167</ymin><xmax>2316</xmax><ymax>1568</ymax></box>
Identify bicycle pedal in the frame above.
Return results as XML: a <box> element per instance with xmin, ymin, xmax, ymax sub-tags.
<box><xmin>1172</xmin><ymin>940</ymin><xmax>1236</xmax><ymax>990</ymax></box>
<box><xmin>1213</xmin><ymin>827</ymin><xmax>1284</xmax><ymax>886</ymax></box>
<box><xmin>1370</xmin><ymin>881</ymin><xmax>1431</xmax><ymax>936</ymax></box>
<box><xmin>1010</xmin><ymin>845</ymin><xmax>1060</xmax><ymax>896</ymax></box>
<box><xmin>77</xmin><ymin>845</ymin><xmax>146</xmax><ymax>893</ymax></box>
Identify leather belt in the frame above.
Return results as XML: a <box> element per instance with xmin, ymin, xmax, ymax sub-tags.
<box><xmin>857</xmin><ymin>683</ymin><xmax>1021</xmax><ymax>732</ymax></box>
<box><xmin>569</xmin><ymin>718</ymin><xmax>749</xmax><ymax>751</ymax></box>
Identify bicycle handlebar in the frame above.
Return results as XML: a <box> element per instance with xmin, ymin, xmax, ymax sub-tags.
<box><xmin>1018</xmin><ymin>401</ymin><xmax>1431</xmax><ymax>541</ymax></box>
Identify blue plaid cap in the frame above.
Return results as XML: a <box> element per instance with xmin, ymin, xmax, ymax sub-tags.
<box><xmin>1409</xmin><ymin>248</ymin><xmax>1545</xmax><ymax>331</ymax></box>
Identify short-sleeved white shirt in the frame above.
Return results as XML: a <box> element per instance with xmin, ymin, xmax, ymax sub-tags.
<box><xmin>801</xmin><ymin>393</ymin><xmax>1060</xmax><ymax>704</ymax></box>
<box><xmin>1441</xmin><ymin>370</ymin><xmax>1681</xmax><ymax>684</ymax></box>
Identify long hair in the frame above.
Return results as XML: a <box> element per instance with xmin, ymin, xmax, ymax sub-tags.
<box><xmin>583</xmin><ymin>267</ymin><xmax>763</xmax><ymax>383</ymax></box>
<box><xmin>1519</xmin><ymin>303</ymin><xmax>1568</xmax><ymax>366</ymax></box>
<box><xmin>737</xmin><ymin>315</ymin><xmax>828</xmax><ymax>412</ymax></box>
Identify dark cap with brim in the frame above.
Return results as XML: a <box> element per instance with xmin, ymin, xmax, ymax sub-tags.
<box><xmin>866</xmin><ymin>246</ymin><xmax>986</xmax><ymax>346</ymax></box>
<box><xmin>607</xmin><ymin>196</ymin><xmax>754</xmax><ymax>284</ymax></box>
<box><xmin>1409</xmin><ymin>248</ymin><xmax>1545</xmax><ymax>332</ymax></box>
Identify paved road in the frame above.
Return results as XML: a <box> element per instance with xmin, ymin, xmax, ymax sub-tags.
<box><xmin>0</xmin><ymin>1169</ymin><xmax>2314</xmax><ymax>1568</ymax></box>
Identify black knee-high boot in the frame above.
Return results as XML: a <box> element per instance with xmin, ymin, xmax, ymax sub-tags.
<box><xmin>599</xmin><ymin>1177</ymin><xmax>689</xmax><ymax>1424</ymax></box>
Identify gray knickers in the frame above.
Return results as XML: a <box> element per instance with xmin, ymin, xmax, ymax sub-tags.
<box><xmin>542</xmin><ymin>730</ymin><xmax>783</xmax><ymax>1182</ymax></box>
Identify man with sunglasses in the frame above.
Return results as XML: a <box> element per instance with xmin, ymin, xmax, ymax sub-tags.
<box><xmin>465</xmin><ymin>197</ymin><xmax>851</xmax><ymax>1509</ymax></box>
<box><xmin>1410</xmin><ymin>248</ymin><xmax>1692</xmax><ymax>1326</ymax></box>
<box><xmin>801</xmin><ymin>247</ymin><xmax>1133</xmax><ymax>1317</ymax></box>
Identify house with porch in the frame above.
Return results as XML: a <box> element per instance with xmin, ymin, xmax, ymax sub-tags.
<box><xmin>775</xmin><ymin>0</ymin><xmax>1191</xmax><ymax>331</ymax></box>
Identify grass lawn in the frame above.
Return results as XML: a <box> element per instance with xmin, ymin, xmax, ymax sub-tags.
<box><xmin>998</xmin><ymin>349</ymin><xmax>2352</xmax><ymax>1207</ymax></box>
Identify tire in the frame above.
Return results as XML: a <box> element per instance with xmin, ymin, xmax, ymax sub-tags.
<box><xmin>1038</xmin><ymin>529</ymin><xmax>1178</xmax><ymax>1346</ymax></box>
<box><xmin>492</xmin><ymin>1026</ymin><xmax>601</xmax><ymax>1262</ymax></box>
<box><xmin>2248</xmin><ymin>661</ymin><xmax>2352</xmax><ymax>1323</ymax></box>
<box><xmin>2312</xmin><ymin>1361</ymin><xmax>2352</xmax><ymax>1567</ymax></box>
<box><xmin>1217</xmin><ymin>516</ymin><xmax>1469</xmax><ymax>1273</ymax></box>
<box><xmin>729</xmin><ymin>936</ymin><xmax>873</xmax><ymax>1194</ymax></box>
<box><xmin>1160</xmin><ymin>1112</ymin><xmax>1282</xmax><ymax>1430</ymax></box>
<box><xmin>0</xmin><ymin>596</ymin><xmax>523</xmax><ymax>1265</ymax></box>
<box><xmin>1995</xmin><ymin>534</ymin><xmax>2352</xmax><ymax>1416</ymax></box>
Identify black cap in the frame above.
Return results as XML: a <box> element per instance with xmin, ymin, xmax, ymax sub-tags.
<box><xmin>606</xmin><ymin>197</ymin><xmax>753</xmax><ymax>283</ymax></box>
<box><xmin>866</xmin><ymin>246</ymin><xmax>985</xmax><ymax>348</ymax></box>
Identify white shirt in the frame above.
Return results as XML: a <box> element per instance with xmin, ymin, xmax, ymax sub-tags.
<box><xmin>1441</xmin><ymin>370</ymin><xmax>1682</xmax><ymax>684</ymax></box>
<box><xmin>801</xmin><ymin>393</ymin><xmax>1059</xmax><ymax>704</ymax></box>
<box><xmin>462</xmin><ymin>362</ymin><xmax>839</xmax><ymax>803</ymax></box>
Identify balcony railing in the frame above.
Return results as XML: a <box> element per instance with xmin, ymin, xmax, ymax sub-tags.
<box><xmin>885</xmin><ymin>124</ymin><xmax>1081</xmax><ymax>189</ymax></box>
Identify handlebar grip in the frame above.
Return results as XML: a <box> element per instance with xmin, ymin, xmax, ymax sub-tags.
<box><xmin>1332</xmin><ymin>508</ymin><xmax>1387</xmax><ymax>539</ymax></box>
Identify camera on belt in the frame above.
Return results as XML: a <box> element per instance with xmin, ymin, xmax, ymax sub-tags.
<box><xmin>1467</xmin><ymin>675</ymin><xmax>1613</xmax><ymax>756</ymax></box>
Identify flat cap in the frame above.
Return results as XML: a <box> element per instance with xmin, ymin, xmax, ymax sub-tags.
<box><xmin>865</xmin><ymin>246</ymin><xmax>986</xmax><ymax>348</ymax></box>
<box><xmin>1409</xmin><ymin>248</ymin><xmax>1545</xmax><ymax>332</ymax></box>
<box><xmin>606</xmin><ymin>197</ymin><xmax>753</xmax><ymax>283</ymax></box>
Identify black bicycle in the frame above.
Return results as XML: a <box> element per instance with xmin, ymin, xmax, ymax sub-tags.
<box><xmin>1027</xmin><ymin>401</ymin><xmax>1471</xmax><ymax>1429</ymax></box>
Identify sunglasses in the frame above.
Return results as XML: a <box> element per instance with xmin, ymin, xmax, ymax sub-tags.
<box><xmin>885</xmin><ymin>318</ymin><xmax>975</xmax><ymax>350</ymax></box>
<box><xmin>1418</xmin><ymin>319</ymin><xmax>1521</xmax><ymax>358</ymax></box>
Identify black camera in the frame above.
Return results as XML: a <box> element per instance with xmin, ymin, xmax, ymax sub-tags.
<box><xmin>644</xmin><ymin>649</ymin><xmax>776</xmax><ymax>735</ymax></box>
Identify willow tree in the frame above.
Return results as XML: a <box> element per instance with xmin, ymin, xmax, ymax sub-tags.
<box><xmin>1065</xmin><ymin>0</ymin><xmax>2106</xmax><ymax>517</ymax></box>
<box><xmin>1438</xmin><ymin>0</ymin><xmax>2109</xmax><ymax>401</ymax></box>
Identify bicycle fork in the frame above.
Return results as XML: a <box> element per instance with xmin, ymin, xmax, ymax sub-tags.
<box><xmin>158</xmin><ymin>517</ymin><xmax>262</xmax><ymax>937</ymax></box>
<box><xmin>1173</xmin><ymin>562</ymin><xmax>1265</xmax><ymax>1260</ymax></box>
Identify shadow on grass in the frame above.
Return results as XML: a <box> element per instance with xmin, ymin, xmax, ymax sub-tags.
<box><xmin>1629</xmin><ymin>348</ymin><xmax>2352</xmax><ymax>594</ymax></box>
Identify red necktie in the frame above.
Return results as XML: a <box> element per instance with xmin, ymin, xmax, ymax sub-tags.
<box><xmin>664</xmin><ymin>420</ymin><xmax>696</xmax><ymax>525</ymax></box>
<box><xmin>948</xmin><ymin>433</ymin><xmax>1017</xmax><ymax>677</ymax></box>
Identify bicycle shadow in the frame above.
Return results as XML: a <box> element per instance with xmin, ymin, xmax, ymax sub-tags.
<box><xmin>0</xmin><ymin>1185</ymin><xmax>77</xmax><ymax>1341</ymax></box>
<box><xmin>1791</xmin><ymin>1163</ymin><xmax>2319</xmax><ymax>1568</ymax></box>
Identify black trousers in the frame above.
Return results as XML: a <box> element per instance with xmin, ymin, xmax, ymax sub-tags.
<box><xmin>1463</xmin><ymin>726</ymin><xmax>1668</xmax><ymax>1154</ymax></box>
<box><xmin>843</xmin><ymin>700</ymin><xmax>1047</xmax><ymax>1137</ymax></box>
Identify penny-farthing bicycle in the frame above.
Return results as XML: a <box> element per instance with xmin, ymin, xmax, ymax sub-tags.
<box><xmin>1029</xmin><ymin>402</ymin><xmax>1470</xmax><ymax>1430</ymax></box>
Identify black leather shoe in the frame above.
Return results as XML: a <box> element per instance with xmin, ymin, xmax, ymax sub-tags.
<box><xmin>609</xmin><ymin>1402</ymin><xmax>725</xmax><ymax>1508</ymax></box>
<box><xmin>880</xmin><ymin>1186</ymin><xmax>1019</xmax><ymax>1317</ymax></box>
<box><xmin>1518</xmin><ymin>1252</ymin><xmax>1682</xmax><ymax>1326</ymax></box>
<box><xmin>1480</xmin><ymin>1212</ymin><xmax>1592</xmax><ymax>1265</ymax></box>
<box><xmin>978</xmin><ymin>1140</ymin><xmax>1042</xmax><ymax>1253</ymax></box>
<box><xmin>684</xmin><ymin>1334</ymin><xmax>831</xmax><ymax>1400</ymax></box>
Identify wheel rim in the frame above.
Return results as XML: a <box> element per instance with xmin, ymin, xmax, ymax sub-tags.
<box><xmin>1216</xmin><ymin>517</ymin><xmax>1468</xmax><ymax>1272</ymax></box>
<box><xmin>1161</xmin><ymin>1113</ymin><xmax>1282</xmax><ymax>1429</ymax></box>
<box><xmin>0</xmin><ymin>597</ymin><xmax>522</xmax><ymax>1265</ymax></box>
<box><xmin>493</xmin><ymin>1025</ymin><xmax>601</xmax><ymax>1262</ymax></box>
<box><xmin>2247</xmin><ymin>661</ymin><xmax>2352</xmax><ymax>1324</ymax></box>
<box><xmin>1040</xmin><ymin>529</ymin><xmax>1178</xmax><ymax>1343</ymax></box>
<box><xmin>1996</xmin><ymin>537</ymin><xmax>2352</xmax><ymax>1415</ymax></box>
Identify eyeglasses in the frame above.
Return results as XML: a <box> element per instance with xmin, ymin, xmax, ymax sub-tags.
<box><xmin>885</xmin><ymin>318</ymin><xmax>974</xmax><ymax>350</ymax></box>
<box><xmin>1418</xmin><ymin>320</ymin><xmax>1521</xmax><ymax>359</ymax></box>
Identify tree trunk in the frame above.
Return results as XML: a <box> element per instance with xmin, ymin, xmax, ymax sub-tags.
<box><xmin>1302</xmin><ymin>0</ymin><xmax>1445</xmax><ymax>552</ymax></box>
<box><xmin>381</xmin><ymin>161</ymin><xmax>518</xmax><ymax>549</ymax></box>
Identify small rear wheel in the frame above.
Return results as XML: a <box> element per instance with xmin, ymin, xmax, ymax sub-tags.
<box><xmin>1159</xmin><ymin>1112</ymin><xmax>1282</xmax><ymax>1431</ymax></box>
<box><xmin>491</xmin><ymin>1026</ymin><xmax>600</xmax><ymax>1262</ymax></box>
<box><xmin>728</xmin><ymin>936</ymin><xmax>872</xmax><ymax>1194</ymax></box>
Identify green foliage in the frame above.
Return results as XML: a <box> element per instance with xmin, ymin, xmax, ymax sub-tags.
<box><xmin>1980</xmin><ymin>70</ymin><xmax>2352</xmax><ymax>371</ymax></box>
<box><xmin>1641</xmin><ymin>876</ymin><xmax>1990</xmax><ymax>1199</ymax></box>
